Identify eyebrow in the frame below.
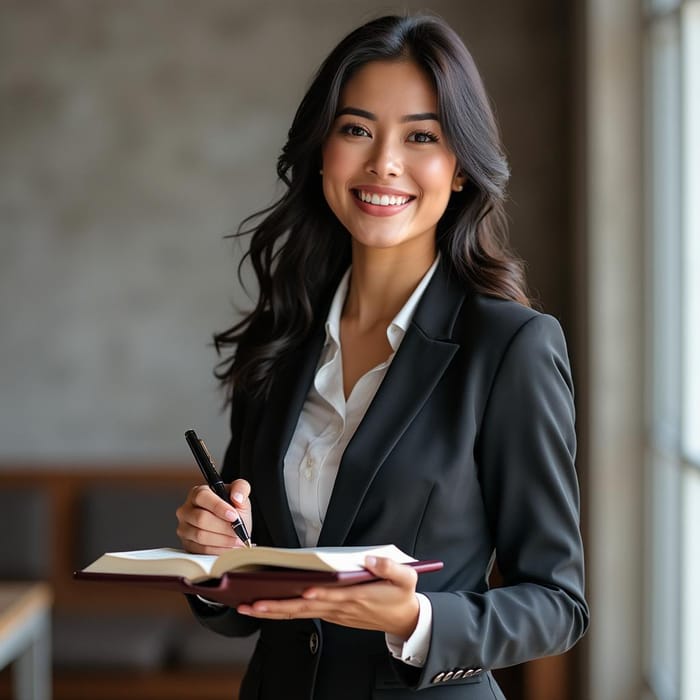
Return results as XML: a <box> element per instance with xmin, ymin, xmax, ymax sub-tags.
<box><xmin>336</xmin><ymin>107</ymin><xmax>439</xmax><ymax>123</ymax></box>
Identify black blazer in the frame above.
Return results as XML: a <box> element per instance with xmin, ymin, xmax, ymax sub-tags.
<box><xmin>190</xmin><ymin>260</ymin><xmax>589</xmax><ymax>699</ymax></box>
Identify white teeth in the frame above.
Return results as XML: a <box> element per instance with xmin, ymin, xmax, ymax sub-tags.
<box><xmin>357</xmin><ymin>190</ymin><xmax>410</xmax><ymax>206</ymax></box>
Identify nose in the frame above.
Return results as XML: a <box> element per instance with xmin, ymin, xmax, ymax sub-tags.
<box><xmin>365</xmin><ymin>137</ymin><xmax>403</xmax><ymax>178</ymax></box>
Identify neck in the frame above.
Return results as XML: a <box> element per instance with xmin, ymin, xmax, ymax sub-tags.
<box><xmin>343</xmin><ymin>242</ymin><xmax>436</xmax><ymax>330</ymax></box>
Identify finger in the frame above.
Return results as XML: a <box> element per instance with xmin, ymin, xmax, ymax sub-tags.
<box><xmin>236</xmin><ymin>598</ymin><xmax>387</xmax><ymax>631</ymax></box>
<box><xmin>176</xmin><ymin>520</ymin><xmax>239</xmax><ymax>548</ymax></box>
<box><xmin>190</xmin><ymin>485</ymin><xmax>241</xmax><ymax>524</ymax></box>
<box><xmin>300</xmin><ymin>559</ymin><xmax>417</xmax><ymax>603</ymax></box>
<box><xmin>237</xmin><ymin>599</ymin><xmax>332</xmax><ymax>620</ymax></box>
<box><xmin>363</xmin><ymin>556</ymin><xmax>418</xmax><ymax>589</ymax></box>
<box><xmin>180</xmin><ymin>502</ymin><xmax>240</xmax><ymax>536</ymax></box>
<box><xmin>228</xmin><ymin>479</ymin><xmax>252</xmax><ymax>511</ymax></box>
<box><xmin>179</xmin><ymin>537</ymin><xmax>240</xmax><ymax>556</ymax></box>
<box><xmin>301</xmin><ymin>556</ymin><xmax>415</xmax><ymax>592</ymax></box>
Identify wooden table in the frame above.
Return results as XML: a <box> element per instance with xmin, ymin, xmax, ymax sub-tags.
<box><xmin>0</xmin><ymin>584</ymin><xmax>52</xmax><ymax>700</ymax></box>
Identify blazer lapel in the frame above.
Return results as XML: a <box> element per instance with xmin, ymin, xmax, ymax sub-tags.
<box><xmin>317</xmin><ymin>260</ymin><xmax>466</xmax><ymax>547</ymax></box>
<box><xmin>251</xmin><ymin>316</ymin><xmax>327</xmax><ymax>548</ymax></box>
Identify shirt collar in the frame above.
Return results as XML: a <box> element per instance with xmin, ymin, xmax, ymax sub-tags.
<box><xmin>324</xmin><ymin>253</ymin><xmax>441</xmax><ymax>352</ymax></box>
<box><xmin>324</xmin><ymin>268</ymin><xmax>351</xmax><ymax>348</ymax></box>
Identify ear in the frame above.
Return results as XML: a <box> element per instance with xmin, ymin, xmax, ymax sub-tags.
<box><xmin>452</xmin><ymin>170</ymin><xmax>466</xmax><ymax>192</ymax></box>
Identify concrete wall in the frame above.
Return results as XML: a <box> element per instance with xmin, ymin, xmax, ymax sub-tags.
<box><xmin>0</xmin><ymin>0</ymin><xmax>573</xmax><ymax>463</ymax></box>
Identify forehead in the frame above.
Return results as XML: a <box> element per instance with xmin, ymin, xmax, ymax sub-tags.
<box><xmin>338</xmin><ymin>60</ymin><xmax>438</xmax><ymax>113</ymax></box>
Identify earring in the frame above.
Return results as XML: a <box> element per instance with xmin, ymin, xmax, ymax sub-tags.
<box><xmin>319</xmin><ymin>169</ymin><xmax>324</xmax><ymax>175</ymax></box>
<box><xmin>455</xmin><ymin>184</ymin><xmax>463</xmax><ymax>192</ymax></box>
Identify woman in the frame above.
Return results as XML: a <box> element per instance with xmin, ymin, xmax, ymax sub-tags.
<box><xmin>175</xmin><ymin>13</ymin><xmax>589</xmax><ymax>700</ymax></box>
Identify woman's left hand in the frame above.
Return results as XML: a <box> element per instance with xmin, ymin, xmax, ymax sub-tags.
<box><xmin>236</xmin><ymin>556</ymin><xmax>420</xmax><ymax>640</ymax></box>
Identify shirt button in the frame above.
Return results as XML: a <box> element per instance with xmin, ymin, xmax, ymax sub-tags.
<box><xmin>303</xmin><ymin>468</ymin><xmax>313</xmax><ymax>480</ymax></box>
<box><xmin>306</xmin><ymin>456</ymin><xmax>314</xmax><ymax>467</ymax></box>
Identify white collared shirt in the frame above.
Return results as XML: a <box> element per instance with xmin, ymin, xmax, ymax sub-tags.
<box><xmin>283</xmin><ymin>255</ymin><xmax>440</xmax><ymax>667</ymax></box>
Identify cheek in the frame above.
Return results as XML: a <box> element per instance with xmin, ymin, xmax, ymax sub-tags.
<box><xmin>321</xmin><ymin>144</ymin><xmax>348</xmax><ymax>216</ymax></box>
<box><xmin>417</xmin><ymin>155</ymin><xmax>457</xmax><ymax>190</ymax></box>
<box><xmin>322</xmin><ymin>139</ymin><xmax>354</xmax><ymax>178</ymax></box>
<box><xmin>321</xmin><ymin>179</ymin><xmax>338</xmax><ymax>216</ymax></box>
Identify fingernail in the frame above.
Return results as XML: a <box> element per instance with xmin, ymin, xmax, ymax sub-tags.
<box><xmin>225</xmin><ymin>509</ymin><xmax>237</xmax><ymax>521</ymax></box>
<box><xmin>303</xmin><ymin>590</ymin><xmax>317</xmax><ymax>599</ymax></box>
<box><xmin>365</xmin><ymin>556</ymin><xmax>377</xmax><ymax>566</ymax></box>
<box><xmin>232</xmin><ymin>492</ymin><xmax>244</xmax><ymax>504</ymax></box>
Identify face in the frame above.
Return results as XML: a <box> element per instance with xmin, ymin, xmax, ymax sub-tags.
<box><xmin>321</xmin><ymin>60</ymin><xmax>464</xmax><ymax>256</ymax></box>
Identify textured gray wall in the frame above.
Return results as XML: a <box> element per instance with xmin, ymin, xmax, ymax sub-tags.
<box><xmin>0</xmin><ymin>1</ymin><xmax>572</xmax><ymax>463</ymax></box>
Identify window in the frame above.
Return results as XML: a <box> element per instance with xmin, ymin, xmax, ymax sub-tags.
<box><xmin>646</xmin><ymin>2</ymin><xmax>700</xmax><ymax>699</ymax></box>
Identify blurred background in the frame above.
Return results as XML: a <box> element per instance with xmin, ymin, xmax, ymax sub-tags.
<box><xmin>0</xmin><ymin>1</ymin><xmax>697</xmax><ymax>699</ymax></box>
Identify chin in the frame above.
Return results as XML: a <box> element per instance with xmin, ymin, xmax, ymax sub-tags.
<box><xmin>350</xmin><ymin>232</ymin><xmax>412</xmax><ymax>250</ymax></box>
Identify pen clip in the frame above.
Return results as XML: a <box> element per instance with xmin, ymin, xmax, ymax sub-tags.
<box><xmin>198</xmin><ymin>438</ymin><xmax>215</xmax><ymax>466</ymax></box>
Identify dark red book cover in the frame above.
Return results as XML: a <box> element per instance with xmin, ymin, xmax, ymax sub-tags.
<box><xmin>74</xmin><ymin>560</ymin><xmax>443</xmax><ymax>607</ymax></box>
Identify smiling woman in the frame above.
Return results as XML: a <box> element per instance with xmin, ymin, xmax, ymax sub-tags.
<box><xmin>321</xmin><ymin>61</ymin><xmax>463</xmax><ymax>256</ymax></box>
<box><xmin>209</xmin><ymin>14</ymin><xmax>526</xmax><ymax>401</ymax></box>
<box><xmin>174</xmin><ymin>12</ymin><xmax>589</xmax><ymax>700</ymax></box>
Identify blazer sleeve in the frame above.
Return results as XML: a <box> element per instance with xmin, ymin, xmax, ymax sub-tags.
<box><xmin>186</xmin><ymin>386</ymin><xmax>261</xmax><ymax>638</ymax></box>
<box><xmin>403</xmin><ymin>313</ymin><xmax>589</xmax><ymax>688</ymax></box>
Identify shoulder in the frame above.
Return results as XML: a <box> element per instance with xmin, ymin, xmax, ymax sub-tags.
<box><xmin>458</xmin><ymin>292</ymin><xmax>567</xmax><ymax>354</ymax></box>
<box><xmin>453</xmin><ymin>293</ymin><xmax>573</xmax><ymax>403</ymax></box>
<box><xmin>416</xmin><ymin>259</ymin><xmax>563</xmax><ymax>350</ymax></box>
<box><xmin>469</xmin><ymin>293</ymin><xmax>539</xmax><ymax>330</ymax></box>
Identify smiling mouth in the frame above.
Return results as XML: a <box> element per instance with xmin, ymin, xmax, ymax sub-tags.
<box><xmin>352</xmin><ymin>189</ymin><xmax>415</xmax><ymax>207</ymax></box>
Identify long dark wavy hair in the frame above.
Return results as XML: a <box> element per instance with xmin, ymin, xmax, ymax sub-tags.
<box><xmin>214</xmin><ymin>13</ymin><xmax>529</xmax><ymax>402</ymax></box>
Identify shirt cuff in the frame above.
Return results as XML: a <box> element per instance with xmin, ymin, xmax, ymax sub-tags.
<box><xmin>385</xmin><ymin>593</ymin><xmax>432</xmax><ymax>667</ymax></box>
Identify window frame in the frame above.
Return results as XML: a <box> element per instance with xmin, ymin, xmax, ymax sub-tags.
<box><xmin>644</xmin><ymin>2</ymin><xmax>700</xmax><ymax>699</ymax></box>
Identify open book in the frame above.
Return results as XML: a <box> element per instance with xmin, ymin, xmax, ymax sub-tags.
<box><xmin>80</xmin><ymin>544</ymin><xmax>417</xmax><ymax>583</ymax></box>
<box><xmin>75</xmin><ymin>545</ymin><xmax>443</xmax><ymax>606</ymax></box>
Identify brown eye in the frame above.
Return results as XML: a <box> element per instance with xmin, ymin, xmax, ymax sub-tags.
<box><xmin>340</xmin><ymin>123</ymin><xmax>371</xmax><ymax>138</ymax></box>
<box><xmin>407</xmin><ymin>130</ymin><xmax>440</xmax><ymax>144</ymax></box>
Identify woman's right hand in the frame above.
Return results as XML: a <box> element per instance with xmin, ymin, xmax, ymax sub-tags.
<box><xmin>176</xmin><ymin>478</ymin><xmax>252</xmax><ymax>554</ymax></box>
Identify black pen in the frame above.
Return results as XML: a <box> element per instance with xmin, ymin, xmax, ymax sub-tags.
<box><xmin>184</xmin><ymin>429</ymin><xmax>253</xmax><ymax>548</ymax></box>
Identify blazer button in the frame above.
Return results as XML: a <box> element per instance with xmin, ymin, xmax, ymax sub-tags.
<box><xmin>309</xmin><ymin>631</ymin><xmax>319</xmax><ymax>655</ymax></box>
<box><xmin>432</xmin><ymin>672</ymin><xmax>445</xmax><ymax>684</ymax></box>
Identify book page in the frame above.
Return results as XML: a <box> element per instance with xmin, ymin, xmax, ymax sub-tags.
<box><xmin>105</xmin><ymin>547</ymin><xmax>218</xmax><ymax>569</ymax></box>
<box><xmin>311</xmin><ymin>545</ymin><xmax>415</xmax><ymax>570</ymax></box>
<box><xmin>211</xmin><ymin>543</ymin><xmax>415</xmax><ymax>577</ymax></box>
<box><xmin>83</xmin><ymin>547</ymin><xmax>219</xmax><ymax>580</ymax></box>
